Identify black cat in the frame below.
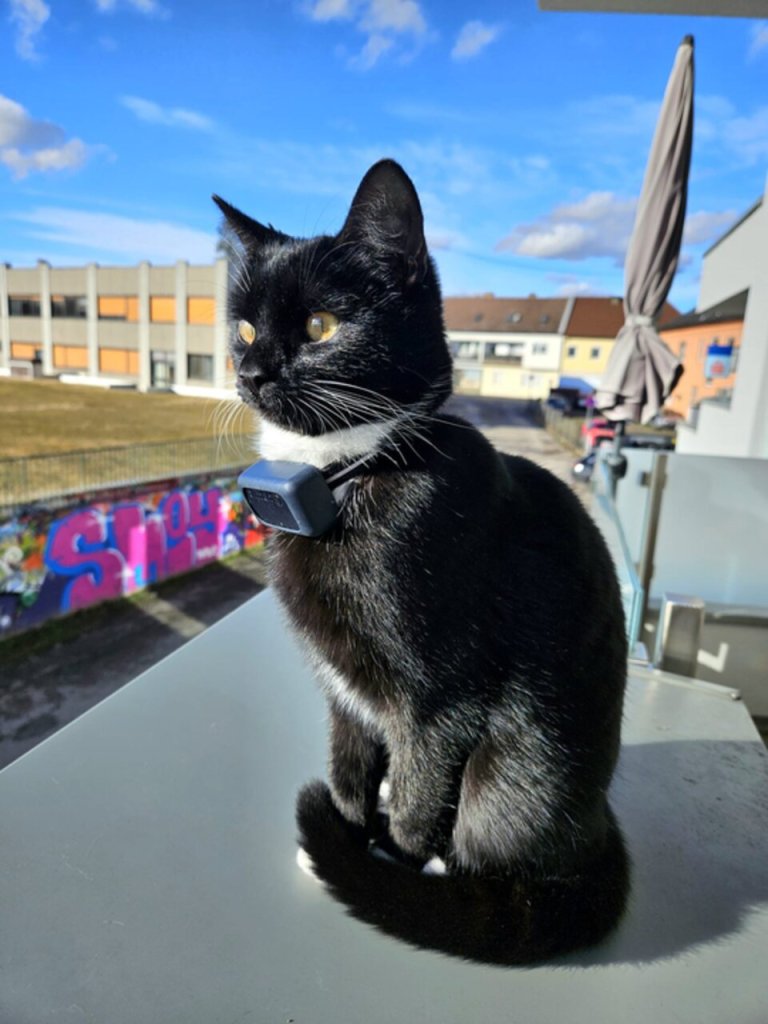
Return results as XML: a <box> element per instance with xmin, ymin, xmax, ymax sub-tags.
<box><xmin>214</xmin><ymin>160</ymin><xmax>630</xmax><ymax>965</ymax></box>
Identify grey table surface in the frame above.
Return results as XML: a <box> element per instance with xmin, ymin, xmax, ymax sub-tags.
<box><xmin>1</xmin><ymin>590</ymin><xmax>767</xmax><ymax>1024</ymax></box>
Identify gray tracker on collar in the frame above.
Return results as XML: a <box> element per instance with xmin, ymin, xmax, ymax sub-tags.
<box><xmin>238</xmin><ymin>453</ymin><xmax>371</xmax><ymax>537</ymax></box>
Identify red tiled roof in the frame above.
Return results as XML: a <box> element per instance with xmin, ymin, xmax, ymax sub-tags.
<box><xmin>443</xmin><ymin>295</ymin><xmax>568</xmax><ymax>334</ymax></box>
<box><xmin>565</xmin><ymin>297</ymin><xmax>680</xmax><ymax>338</ymax></box>
<box><xmin>443</xmin><ymin>294</ymin><xmax>681</xmax><ymax>337</ymax></box>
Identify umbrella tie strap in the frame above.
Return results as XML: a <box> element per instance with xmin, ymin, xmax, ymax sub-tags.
<box><xmin>625</xmin><ymin>314</ymin><xmax>655</xmax><ymax>327</ymax></box>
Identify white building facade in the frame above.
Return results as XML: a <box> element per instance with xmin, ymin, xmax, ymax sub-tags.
<box><xmin>0</xmin><ymin>259</ymin><xmax>230</xmax><ymax>395</ymax></box>
<box><xmin>676</xmin><ymin>188</ymin><xmax>768</xmax><ymax>458</ymax></box>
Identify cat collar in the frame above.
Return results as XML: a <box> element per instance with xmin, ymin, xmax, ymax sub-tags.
<box><xmin>238</xmin><ymin>453</ymin><xmax>370</xmax><ymax>538</ymax></box>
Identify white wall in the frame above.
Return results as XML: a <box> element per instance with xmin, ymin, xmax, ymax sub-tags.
<box><xmin>677</xmin><ymin>185</ymin><xmax>768</xmax><ymax>458</ymax></box>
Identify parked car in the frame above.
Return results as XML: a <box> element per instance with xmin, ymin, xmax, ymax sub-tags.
<box><xmin>572</xmin><ymin>434</ymin><xmax>675</xmax><ymax>483</ymax></box>
<box><xmin>572</xmin><ymin>450</ymin><xmax>599</xmax><ymax>482</ymax></box>
<box><xmin>580</xmin><ymin>417</ymin><xmax>616</xmax><ymax>449</ymax></box>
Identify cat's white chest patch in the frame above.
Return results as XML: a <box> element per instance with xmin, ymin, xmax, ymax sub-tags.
<box><xmin>314</xmin><ymin>658</ymin><xmax>380</xmax><ymax>730</ymax></box>
<box><xmin>258</xmin><ymin>418</ymin><xmax>399</xmax><ymax>470</ymax></box>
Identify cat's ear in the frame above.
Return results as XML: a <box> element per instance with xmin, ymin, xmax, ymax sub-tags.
<box><xmin>212</xmin><ymin>195</ymin><xmax>286</xmax><ymax>250</ymax></box>
<box><xmin>339</xmin><ymin>160</ymin><xmax>429</xmax><ymax>287</ymax></box>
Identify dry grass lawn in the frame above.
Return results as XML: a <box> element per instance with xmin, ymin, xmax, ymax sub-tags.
<box><xmin>1</xmin><ymin>378</ymin><xmax>255</xmax><ymax>458</ymax></box>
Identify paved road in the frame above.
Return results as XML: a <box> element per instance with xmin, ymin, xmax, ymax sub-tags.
<box><xmin>0</xmin><ymin>400</ymin><xmax>583</xmax><ymax>770</ymax></box>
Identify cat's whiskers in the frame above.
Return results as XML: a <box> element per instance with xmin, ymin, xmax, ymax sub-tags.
<box><xmin>300</xmin><ymin>385</ymin><xmax>359</xmax><ymax>433</ymax></box>
<box><xmin>313</xmin><ymin>379</ymin><xmax>404</xmax><ymax>416</ymax></box>
<box><xmin>285</xmin><ymin>393</ymin><xmax>316</xmax><ymax>438</ymax></box>
<box><xmin>309</xmin><ymin>377</ymin><xmax>454</xmax><ymax>462</ymax></box>
<box><xmin>210</xmin><ymin>391</ymin><xmax>254</xmax><ymax>461</ymax></box>
<box><xmin>304</xmin><ymin>382</ymin><xmax>397</xmax><ymax>428</ymax></box>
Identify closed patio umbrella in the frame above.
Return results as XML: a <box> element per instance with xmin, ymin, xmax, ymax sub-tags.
<box><xmin>596</xmin><ymin>35</ymin><xmax>693</xmax><ymax>486</ymax></box>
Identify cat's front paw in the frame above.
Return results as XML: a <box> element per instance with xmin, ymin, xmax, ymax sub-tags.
<box><xmin>296</xmin><ymin>846</ymin><xmax>322</xmax><ymax>884</ymax></box>
<box><xmin>422</xmin><ymin>856</ymin><xmax>447</xmax><ymax>876</ymax></box>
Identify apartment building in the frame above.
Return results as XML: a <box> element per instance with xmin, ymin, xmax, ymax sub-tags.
<box><xmin>445</xmin><ymin>294</ymin><xmax>680</xmax><ymax>400</ymax></box>
<box><xmin>559</xmin><ymin>296</ymin><xmax>625</xmax><ymax>384</ymax></box>
<box><xmin>673</xmin><ymin>192</ymin><xmax>768</xmax><ymax>458</ymax></box>
<box><xmin>0</xmin><ymin>259</ymin><xmax>229</xmax><ymax>393</ymax></box>
<box><xmin>659</xmin><ymin>291</ymin><xmax>746</xmax><ymax>423</ymax></box>
<box><xmin>3</xmin><ymin>262</ymin><xmax>687</xmax><ymax>410</ymax></box>
<box><xmin>444</xmin><ymin>295</ymin><xmax>573</xmax><ymax>399</ymax></box>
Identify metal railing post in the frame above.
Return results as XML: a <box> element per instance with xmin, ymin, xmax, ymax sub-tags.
<box><xmin>637</xmin><ymin>451</ymin><xmax>668</xmax><ymax>627</ymax></box>
<box><xmin>653</xmin><ymin>592</ymin><xmax>705</xmax><ymax>678</ymax></box>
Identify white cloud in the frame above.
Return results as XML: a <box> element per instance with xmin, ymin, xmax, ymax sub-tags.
<box><xmin>451</xmin><ymin>20</ymin><xmax>501</xmax><ymax>61</ymax></box>
<box><xmin>350</xmin><ymin>33</ymin><xmax>394</xmax><ymax>70</ymax></box>
<box><xmin>2</xmin><ymin>139</ymin><xmax>89</xmax><ymax>178</ymax></box>
<box><xmin>497</xmin><ymin>191</ymin><xmax>740</xmax><ymax>267</ymax></box>
<box><xmin>95</xmin><ymin>0</ymin><xmax>167</xmax><ymax>14</ymax></box>
<box><xmin>362</xmin><ymin>0</ymin><xmax>425</xmax><ymax>36</ymax></box>
<box><xmin>498</xmin><ymin>192</ymin><xmax>637</xmax><ymax>263</ymax></box>
<box><xmin>683</xmin><ymin>210</ymin><xmax>739</xmax><ymax>246</ymax></box>
<box><xmin>547</xmin><ymin>273</ymin><xmax>606</xmax><ymax>297</ymax></box>
<box><xmin>0</xmin><ymin>94</ymin><xmax>92</xmax><ymax>179</ymax></box>
<box><xmin>9</xmin><ymin>0</ymin><xmax>50</xmax><ymax>60</ymax></box>
<box><xmin>568</xmin><ymin>94</ymin><xmax>661</xmax><ymax>141</ymax></box>
<box><xmin>307</xmin><ymin>0</ymin><xmax>359</xmax><ymax>19</ymax></box>
<box><xmin>721</xmin><ymin>106</ymin><xmax>768</xmax><ymax>165</ymax></box>
<box><xmin>303</xmin><ymin>0</ymin><xmax>427</xmax><ymax>68</ymax></box>
<box><xmin>748</xmin><ymin>21</ymin><xmax>768</xmax><ymax>60</ymax></box>
<box><xmin>697</xmin><ymin>95</ymin><xmax>768</xmax><ymax>168</ymax></box>
<box><xmin>14</xmin><ymin>207</ymin><xmax>217</xmax><ymax>263</ymax></box>
<box><xmin>120</xmin><ymin>96</ymin><xmax>214</xmax><ymax>132</ymax></box>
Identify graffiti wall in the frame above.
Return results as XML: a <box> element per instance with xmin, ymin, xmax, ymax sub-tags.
<box><xmin>0</xmin><ymin>477</ymin><xmax>267</xmax><ymax>637</ymax></box>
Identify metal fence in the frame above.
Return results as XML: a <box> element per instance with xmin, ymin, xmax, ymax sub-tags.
<box><xmin>0</xmin><ymin>436</ymin><xmax>255</xmax><ymax>512</ymax></box>
<box><xmin>542</xmin><ymin>405</ymin><xmax>585</xmax><ymax>451</ymax></box>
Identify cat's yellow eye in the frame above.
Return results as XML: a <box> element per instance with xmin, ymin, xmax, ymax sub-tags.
<box><xmin>306</xmin><ymin>311</ymin><xmax>339</xmax><ymax>343</ymax></box>
<box><xmin>238</xmin><ymin>319</ymin><xmax>256</xmax><ymax>345</ymax></box>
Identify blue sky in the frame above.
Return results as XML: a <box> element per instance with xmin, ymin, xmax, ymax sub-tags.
<box><xmin>3</xmin><ymin>1</ymin><xmax>768</xmax><ymax>311</ymax></box>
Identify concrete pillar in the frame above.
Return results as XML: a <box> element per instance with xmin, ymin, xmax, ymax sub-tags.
<box><xmin>213</xmin><ymin>256</ymin><xmax>229</xmax><ymax>390</ymax></box>
<box><xmin>0</xmin><ymin>264</ymin><xmax>9</xmax><ymax>371</ymax></box>
<box><xmin>175</xmin><ymin>260</ymin><xmax>188</xmax><ymax>389</ymax></box>
<box><xmin>137</xmin><ymin>261</ymin><xmax>151</xmax><ymax>392</ymax></box>
<box><xmin>38</xmin><ymin>260</ymin><xmax>53</xmax><ymax>376</ymax></box>
<box><xmin>86</xmin><ymin>263</ymin><xmax>98</xmax><ymax>377</ymax></box>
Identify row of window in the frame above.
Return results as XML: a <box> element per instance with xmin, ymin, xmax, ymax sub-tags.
<box><xmin>566</xmin><ymin>344</ymin><xmax>602</xmax><ymax>359</ymax></box>
<box><xmin>9</xmin><ymin>342</ymin><xmax>216</xmax><ymax>381</ymax></box>
<box><xmin>451</xmin><ymin>340</ymin><xmax>604</xmax><ymax>362</ymax></box>
<box><xmin>674</xmin><ymin>337</ymin><xmax>737</xmax><ymax>361</ymax></box>
<box><xmin>8</xmin><ymin>295</ymin><xmax>215</xmax><ymax>326</ymax></box>
<box><xmin>470</xmin><ymin>312</ymin><xmax>552</xmax><ymax>326</ymax></box>
<box><xmin>450</xmin><ymin>340</ymin><xmax>547</xmax><ymax>362</ymax></box>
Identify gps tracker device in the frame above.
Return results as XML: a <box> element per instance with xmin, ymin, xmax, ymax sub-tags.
<box><xmin>238</xmin><ymin>460</ymin><xmax>351</xmax><ymax>537</ymax></box>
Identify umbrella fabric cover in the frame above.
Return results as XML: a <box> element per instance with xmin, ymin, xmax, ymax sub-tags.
<box><xmin>596</xmin><ymin>36</ymin><xmax>693</xmax><ymax>424</ymax></box>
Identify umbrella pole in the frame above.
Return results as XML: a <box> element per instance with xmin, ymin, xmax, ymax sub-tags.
<box><xmin>606</xmin><ymin>421</ymin><xmax>627</xmax><ymax>499</ymax></box>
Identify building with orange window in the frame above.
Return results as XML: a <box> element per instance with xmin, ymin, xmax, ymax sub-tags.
<box><xmin>0</xmin><ymin>259</ymin><xmax>228</xmax><ymax>393</ymax></box>
<box><xmin>659</xmin><ymin>291</ymin><xmax>746</xmax><ymax>423</ymax></box>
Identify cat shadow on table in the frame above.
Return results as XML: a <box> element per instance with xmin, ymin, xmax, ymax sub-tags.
<box><xmin>563</xmin><ymin>737</ymin><xmax>768</xmax><ymax>968</ymax></box>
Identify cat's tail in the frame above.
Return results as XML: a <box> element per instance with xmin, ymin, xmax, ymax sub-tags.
<box><xmin>296</xmin><ymin>780</ymin><xmax>630</xmax><ymax>966</ymax></box>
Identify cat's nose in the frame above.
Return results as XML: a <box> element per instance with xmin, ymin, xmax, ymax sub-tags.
<box><xmin>238</xmin><ymin>367</ymin><xmax>267</xmax><ymax>398</ymax></box>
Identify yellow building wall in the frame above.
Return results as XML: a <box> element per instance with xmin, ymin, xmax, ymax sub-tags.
<box><xmin>560</xmin><ymin>337</ymin><xmax>615</xmax><ymax>376</ymax></box>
